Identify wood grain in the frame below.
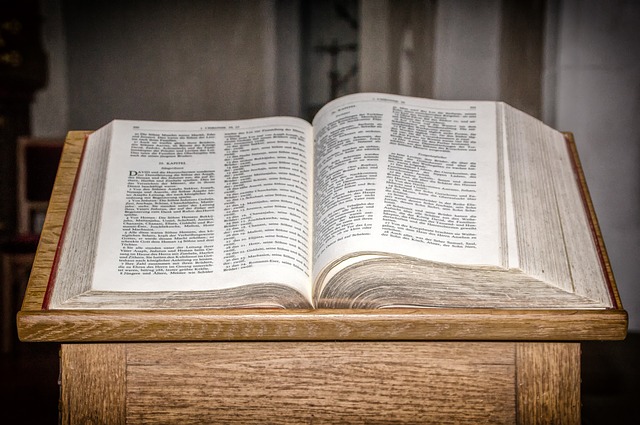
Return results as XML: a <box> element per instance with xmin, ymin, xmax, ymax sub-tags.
<box><xmin>18</xmin><ymin>307</ymin><xmax>628</xmax><ymax>342</ymax></box>
<box><xmin>125</xmin><ymin>341</ymin><xmax>516</xmax><ymax>424</ymax></box>
<box><xmin>516</xmin><ymin>343</ymin><xmax>581</xmax><ymax>425</ymax></box>
<box><xmin>60</xmin><ymin>343</ymin><xmax>127</xmax><ymax>425</ymax></box>
<box><xmin>56</xmin><ymin>340</ymin><xmax>586</xmax><ymax>424</ymax></box>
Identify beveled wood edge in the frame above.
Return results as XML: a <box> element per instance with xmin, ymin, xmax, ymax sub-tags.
<box><xmin>21</xmin><ymin>131</ymin><xmax>91</xmax><ymax>312</ymax></box>
<box><xmin>17</xmin><ymin>307</ymin><xmax>627</xmax><ymax>343</ymax></box>
<box><xmin>17</xmin><ymin>131</ymin><xmax>628</xmax><ymax>343</ymax></box>
<box><xmin>562</xmin><ymin>132</ymin><xmax>624</xmax><ymax>310</ymax></box>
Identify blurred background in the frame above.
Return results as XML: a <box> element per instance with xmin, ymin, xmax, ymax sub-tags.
<box><xmin>0</xmin><ymin>0</ymin><xmax>638</xmax><ymax>423</ymax></box>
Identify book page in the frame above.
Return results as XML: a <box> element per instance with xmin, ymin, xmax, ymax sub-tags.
<box><xmin>311</xmin><ymin>93</ymin><xmax>504</xmax><ymax>284</ymax></box>
<box><xmin>90</xmin><ymin>118</ymin><xmax>313</xmax><ymax>301</ymax></box>
<box><xmin>503</xmin><ymin>105</ymin><xmax>611</xmax><ymax>305</ymax></box>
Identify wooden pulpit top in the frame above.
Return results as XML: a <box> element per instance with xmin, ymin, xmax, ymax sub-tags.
<box><xmin>17</xmin><ymin>131</ymin><xmax>627</xmax><ymax>343</ymax></box>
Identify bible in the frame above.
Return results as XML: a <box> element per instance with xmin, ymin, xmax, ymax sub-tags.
<box><xmin>44</xmin><ymin>93</ymin><xmax>615</xmax><ymax>310</ymax></box>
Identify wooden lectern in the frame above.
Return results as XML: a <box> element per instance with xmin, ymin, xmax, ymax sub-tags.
<box><xmin>18</xmin><ymin>132</ymin><xmax>627</xmax><ymax>424</ymax></box>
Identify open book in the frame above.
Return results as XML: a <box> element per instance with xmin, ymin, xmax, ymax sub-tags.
<box><xmin>46</xmin><ymin>93</ymin><xmax>615</xmax><ymax>310</ymax></box>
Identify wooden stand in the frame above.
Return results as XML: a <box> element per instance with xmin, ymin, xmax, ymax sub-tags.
<box><xmin>18</xmin><ymin>132</ymin><xmax>627</xmax><ymax>424</ymax></box>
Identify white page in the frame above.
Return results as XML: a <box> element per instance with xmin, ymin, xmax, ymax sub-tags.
<box><xmin>311</xmin><ymin>93</ymin><xmax>503</xmax><ymax>281</ymax></box>
<box><xmin>90</xmin><ymin>118</ymin><xmax>313</xmax><ymax>302</ymax></box>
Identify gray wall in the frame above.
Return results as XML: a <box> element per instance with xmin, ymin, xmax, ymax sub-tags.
<box><xmin>552</xmin><ymin>0</ymin><xmax>640</xmax><ymax>330</ymax></box>
<box><xmin>32</xmin><ymin>0</ymin><xmax>640</xmax><ymax>330</ymax></box>
<box><xmin>33</xmin><ymin>0</ymin><xmax>278</xmax><ymax>133</ymax></box>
